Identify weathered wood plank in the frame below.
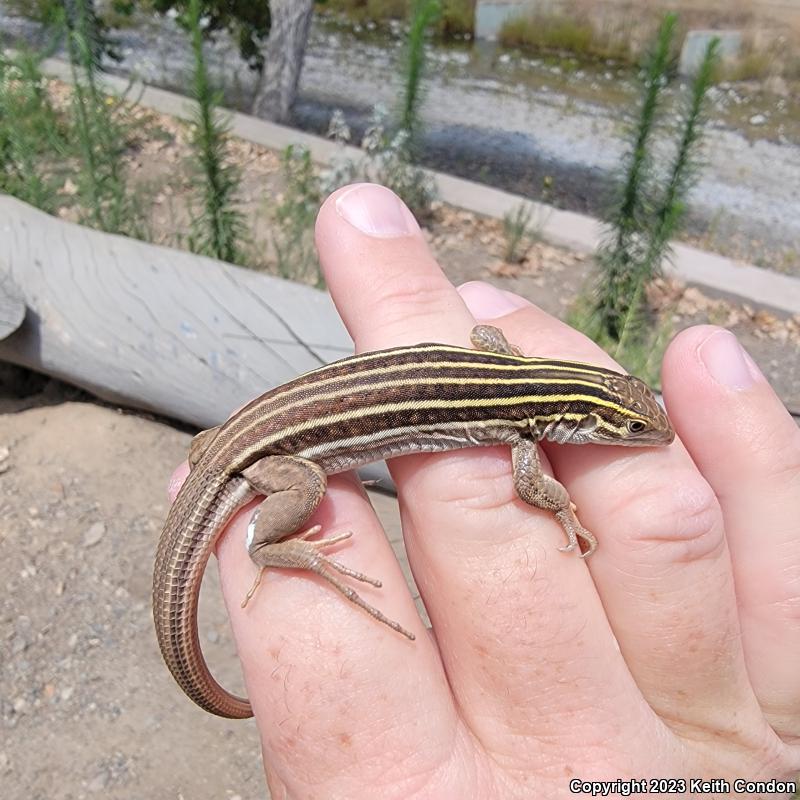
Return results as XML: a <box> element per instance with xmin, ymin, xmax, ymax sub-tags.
<box><xmin>0</xmin><ymin>271</ymin><xmax>25</xmax><ymax>340</ymax></box>
<box><xmin>0</xmin><ymin>195</ymin><xmax>352</xmax><ymax>428</ymax></box>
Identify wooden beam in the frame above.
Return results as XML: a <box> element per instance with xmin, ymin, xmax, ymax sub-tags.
<box><xmin>0</xmin><ymin>195</ymin><xmax>352</xmax><ymax>429</ymax></box>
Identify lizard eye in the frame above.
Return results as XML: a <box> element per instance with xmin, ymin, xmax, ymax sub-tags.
<box><xmin>627</xmin><ymin>419</ymin><xmax>647</xmax><ymax>433</ymax></box>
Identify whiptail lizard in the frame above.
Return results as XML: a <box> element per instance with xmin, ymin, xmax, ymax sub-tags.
<box><xmin>153</xmin><ymin>325</ymin><xmax>674</xmax><ymax>718</ymax></box>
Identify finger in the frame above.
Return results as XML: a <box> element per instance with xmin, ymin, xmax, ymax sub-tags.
<box><xmin>216</xmin><ymin>473</ymin><xmax>456</xmax><ymax>794</ymax></box>
<box><xmin>663</xmin><ymin>326</ymin><xmax>800</xmax><ymax>739</ymax></box>
<box><xmin>315</xmin><ymin>186</ymin><xmax>656</xmax><ymax>765</ymax></box>
<box><xmin>468</xmin><ymin>292</ymin><xmax>759</xmax><ymax>733</ymax></box>
<box><xmin>316</xmin><ymin>182</ymin><xmax>474</xmax><ymax>348</ymax></box>
<box><xmin>167</xmin><ymin>461</ymin><xmax>190</xmax><ymax>502</ymax></box>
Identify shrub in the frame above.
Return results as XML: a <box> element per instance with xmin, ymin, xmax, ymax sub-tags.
<box><xmin>184</xmin><ymin>0</ymin><xmax>247</xmax><ymax>263</ymax></box>
<box><xmin>575</xmin><ymin>15</ymin><xmax>719</xmax><ymax>376</ymax></box>
<box><xmin>0</xmin><ymin>48</ymin><xmax>65</xmax><ymax>212</ymax></box>
<box><xmin>499</xmin><ymin>11</ymin><xmax>630</xmax><ymax>63</ymax></box>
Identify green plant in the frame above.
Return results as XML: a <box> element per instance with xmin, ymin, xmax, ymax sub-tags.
<box><xmin>319</xmin><ymin>0</ymin><xmax>474</xmax><ymax>37</ymax></box>
<box><xmin>399</xmin><ymin>0</ymin><xmax>440</xmax><ymax>147</ymax></box>
<box><xmin>568</xmin><ymin>291</ymin><xmax>674</xmax><ymax>388</ymax></box>
<box><xmin>499</xmin><ymin>11</ymin><xmax>631</xmax><ymax>63</ymax></box>
<box><xmin>184</xmin><ymin>0</ymin><xmax>247</xmax><ymax>264</ymax></box>
<box><xmin>588</xmin><ymin>13</ymin><xmax>678</xmax><ymax>344</ymax></box>
<box><xmin>644</xmin><ymin>37</ymin><xmax>719</xmax><ymax>275</ymax></box>
<box><xmin>270</xmin><ymin>106</ymin><xmax>436</xmax><ymax>285</ymax></box>
<box><xmin>64</xmin><ymin>0</ymin><xmax>143</xmax><ymax>235</ymax></box>
<box><xmin>11</xmin><ymin>0</ymin><xmax>125</xmax><ymax>63</ymax></box>
<box><xmin>437</xmin><ymin>0</ymin><xmax>473</xmax><ymax>37</ymax></box>
<box><xmin>317</xmin><ymin>1</ymin><xmax>408</xmax><ymax>24</ymax></box>
<box><xmin>502</xmin><ymin>203</ymin><xmax>534</xmax><ymax>263</ymax></box>
<box><xmin>576</xmin><ymin>15</ymin><xmax>718</xmax><ymax>375</ymax></box>
<box><xmin>501</xmin><ymin>176</ymin><xmax>553</xmax><ymax>262</ymax></box>
<box><xmin>0</xmin><ymin>47</ymin><xmax>68</xmax><ymax>212</ymax></box>
<box><xmin>367</xmin><ymin>131</ymin><xmax>436</xmax><ymax>220</ymax></box>
<box><xmin>153</xmin><ymin>0</ymin><xmax>272</xmax><ymax>70</ymax></box>
<box><xmin>273</xmin><ymin>144</ymin><xmax>323</xmax><ymax>286</ymax></box>
<box><xmin>322</xmin><ymin>106</ymin><xmax>435</xmax><ymax>217</ymax></box>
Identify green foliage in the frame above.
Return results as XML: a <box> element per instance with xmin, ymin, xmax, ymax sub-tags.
<box><xmin>353</xmin><ymin>106</ymin><xmax>436</xmax><ymax>219</ymax></box>
<box><xmin>568</xmin><ymin>291</ymin><xmax>673</xmax><ymax>389</ymax></box>
<box><xmin>4</xmin><ymin>0</ymin><xmax>63</xmax><ymax>25</ymax></box>
<box><xmin>399</xmin><ymin>0</ymin><xmax>440</xmax><ymax>146</ymax></box>
<box><xmin>273</xmin><ymin>145</ymin><xmax>324</xmax><ymax>286</ymax></box>
<box><xmin>273</xmin><ymin>106</ymin><xmax>437</xmax><ymax>285</ymax></box>
<box><xmin>319</xmin><ymin>0</ymin><xmax>473</xmax><ymax>37</ymax></box>
<box><xmin>184</xmin><ymin>0</ymin><xmax>247</xmax><ymax>264</ymax></box>
<box><xmin>645</xmin><ymin>37</ymin><xmax>719</xmax><ymax>272</ymax></box>
<box><xmin>499</xmin><ymin>11</ymin><xmax>631</xmax><ymax>63</ymax></box>
<box><xmin>502</xmin><ymin>177</ymin><xmax>552</xmax><ymax>263</ymax></box>
<box><xmin>588</xmin><ymin>13</ymin><xmax>678</xmax><ymax>344</ymax></box>
<box><xmin>9</xmin><ymin>0</ymin><xmax>124</xmax><ymax>64</ymax></box>
<box><xmin>153</xmin><ymin>0</ymin><xmax>272</xmax><ymax>71</ymax></box>
<box><xmin>502</xmin><ymin>203</ymin><xmax>534</xmax><ymax>263</ymax></box>
<box><xmin>720</xmin><ymin>50</ymin><xmax>772</xmax><ymax>83</ymax></box>
<box><xmin>318</xmin><ymin>0</ymin><xmax>409</xmax><ymax>23</ymax></box>
<box><xmin>0</xmin><ymin>48</ymin><xmax>66</xmax><ymax>212</ymax></box>
<box><xmin>65</xmin><ymin>0</ymin><xmax>144</xmax><ymax>235</ymax></box>
<box><xmin>437</xmin><ymin>0</ymin><xmax>474</xmax><ymax>37</ymax></box>
<box><xmin>577</xmin><ymin>15</ymin><xmax>719</xmax><ymax>374</ymax></box>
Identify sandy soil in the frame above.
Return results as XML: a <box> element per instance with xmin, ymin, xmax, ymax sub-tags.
<box><xmin>0</xmin><ymin>386</ymin><xmax>410</xmax><ymax>799</ymax></box>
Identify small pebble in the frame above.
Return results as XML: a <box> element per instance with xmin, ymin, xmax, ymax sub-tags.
<box><xmin>87</xmin><ymin>772</ymin><xmax>108</xmax><ymax>792</ymax></box>
<box><xmin>83</xmin><ymin>521</ymin><xmax>106</xmax><ymax>547</ymax></box>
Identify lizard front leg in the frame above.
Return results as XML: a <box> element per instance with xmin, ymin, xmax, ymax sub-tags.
<box><xmin>239</xmin><ymin>455</ymin><xmax>415</xmax><ymax>639</ymax></box>
<box><xmin>470</xmin><ymin>324</ymin><xmax>524</xmax><ymax>356</ymax></box>
<box><xmin>471</xmin><ymin>326</ymin><xmax>598</xmax><ymax>556</ymax></box>
<box><xmin>511</xmin><ymin>437</ymin><xmax>598</xmax><ymax>557</ymax></box>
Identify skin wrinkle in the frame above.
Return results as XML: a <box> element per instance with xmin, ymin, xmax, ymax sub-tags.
<box><xmin>362</xmin><ymin>268</ymin><xmax>465</xmax><ymax>342</ymax></box>
<box><xmin>595</xmin><ymin>466</ymin><xmax>725</xmax><ymax>563</ymax></box>
<box><xmin>297</xmin><ymin>718</ymin><xmax>483</xmax><ymax>800</ymax></box>
<box><xmin>400</xmin><ymin>448</ymin><xmax>521</xmax><ymax>512</ymax></box>
<box><xmin>269</xmin><ymin>667</ymin><xmax>453</xmax><ymax>791</ymax></box>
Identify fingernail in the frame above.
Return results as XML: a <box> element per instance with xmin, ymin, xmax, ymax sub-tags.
<box><xmin>458</xmin><ymin>281</ymin><xmax>530</xmax><ymax>320</ymax></box>
<box><xmin>698</xmin><ymin>329</ymin><xmax>760</xmax><ymax>390</ymax></box>
<box><xmin>335</xmin><ymin>183</ymin><xmax>419</xmax><ymax>238</ymax></box>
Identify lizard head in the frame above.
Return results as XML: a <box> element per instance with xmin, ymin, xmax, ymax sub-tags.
<box><xmin>539</xmin><ymin>373</ymin><xmax>674</xmax><ymax>447</ymax></box>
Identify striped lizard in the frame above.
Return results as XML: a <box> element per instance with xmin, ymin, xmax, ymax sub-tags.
<box><xmin>153</xmin><ymin>325</ymin><xmax>674</xmax><ymax>718</ymax></box>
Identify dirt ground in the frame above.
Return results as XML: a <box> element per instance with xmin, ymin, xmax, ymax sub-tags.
<box><xmin>0</xmin><ymin>381</ymin><xmax>414</xmax><ymax>799</ymax></box>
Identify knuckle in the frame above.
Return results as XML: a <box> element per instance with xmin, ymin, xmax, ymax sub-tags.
<box><xmin>610</xmin><ymin>470</ymin><xmax>725</xmax><ymax>563</ymax></box>
<box><xmin>370</xmin><ymin>269</ymin><xmax>456</xmax><ymax>331</ymax></box>
<box><xmin>422</xmin><ymin>450</ymin><xmax>518</xmax><ymax>513</ymax></box>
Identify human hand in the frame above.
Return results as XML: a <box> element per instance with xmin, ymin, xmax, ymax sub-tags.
<box><xmin>171</xmin><ymin>183</ymin><xmax>800</xmax><ymax>798</ymax></box>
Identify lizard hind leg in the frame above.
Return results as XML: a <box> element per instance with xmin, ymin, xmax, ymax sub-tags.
<box><xmin>239</xmin><ymin>456</ymin><xmax>415</xmax><ymax>640</ymax></box>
